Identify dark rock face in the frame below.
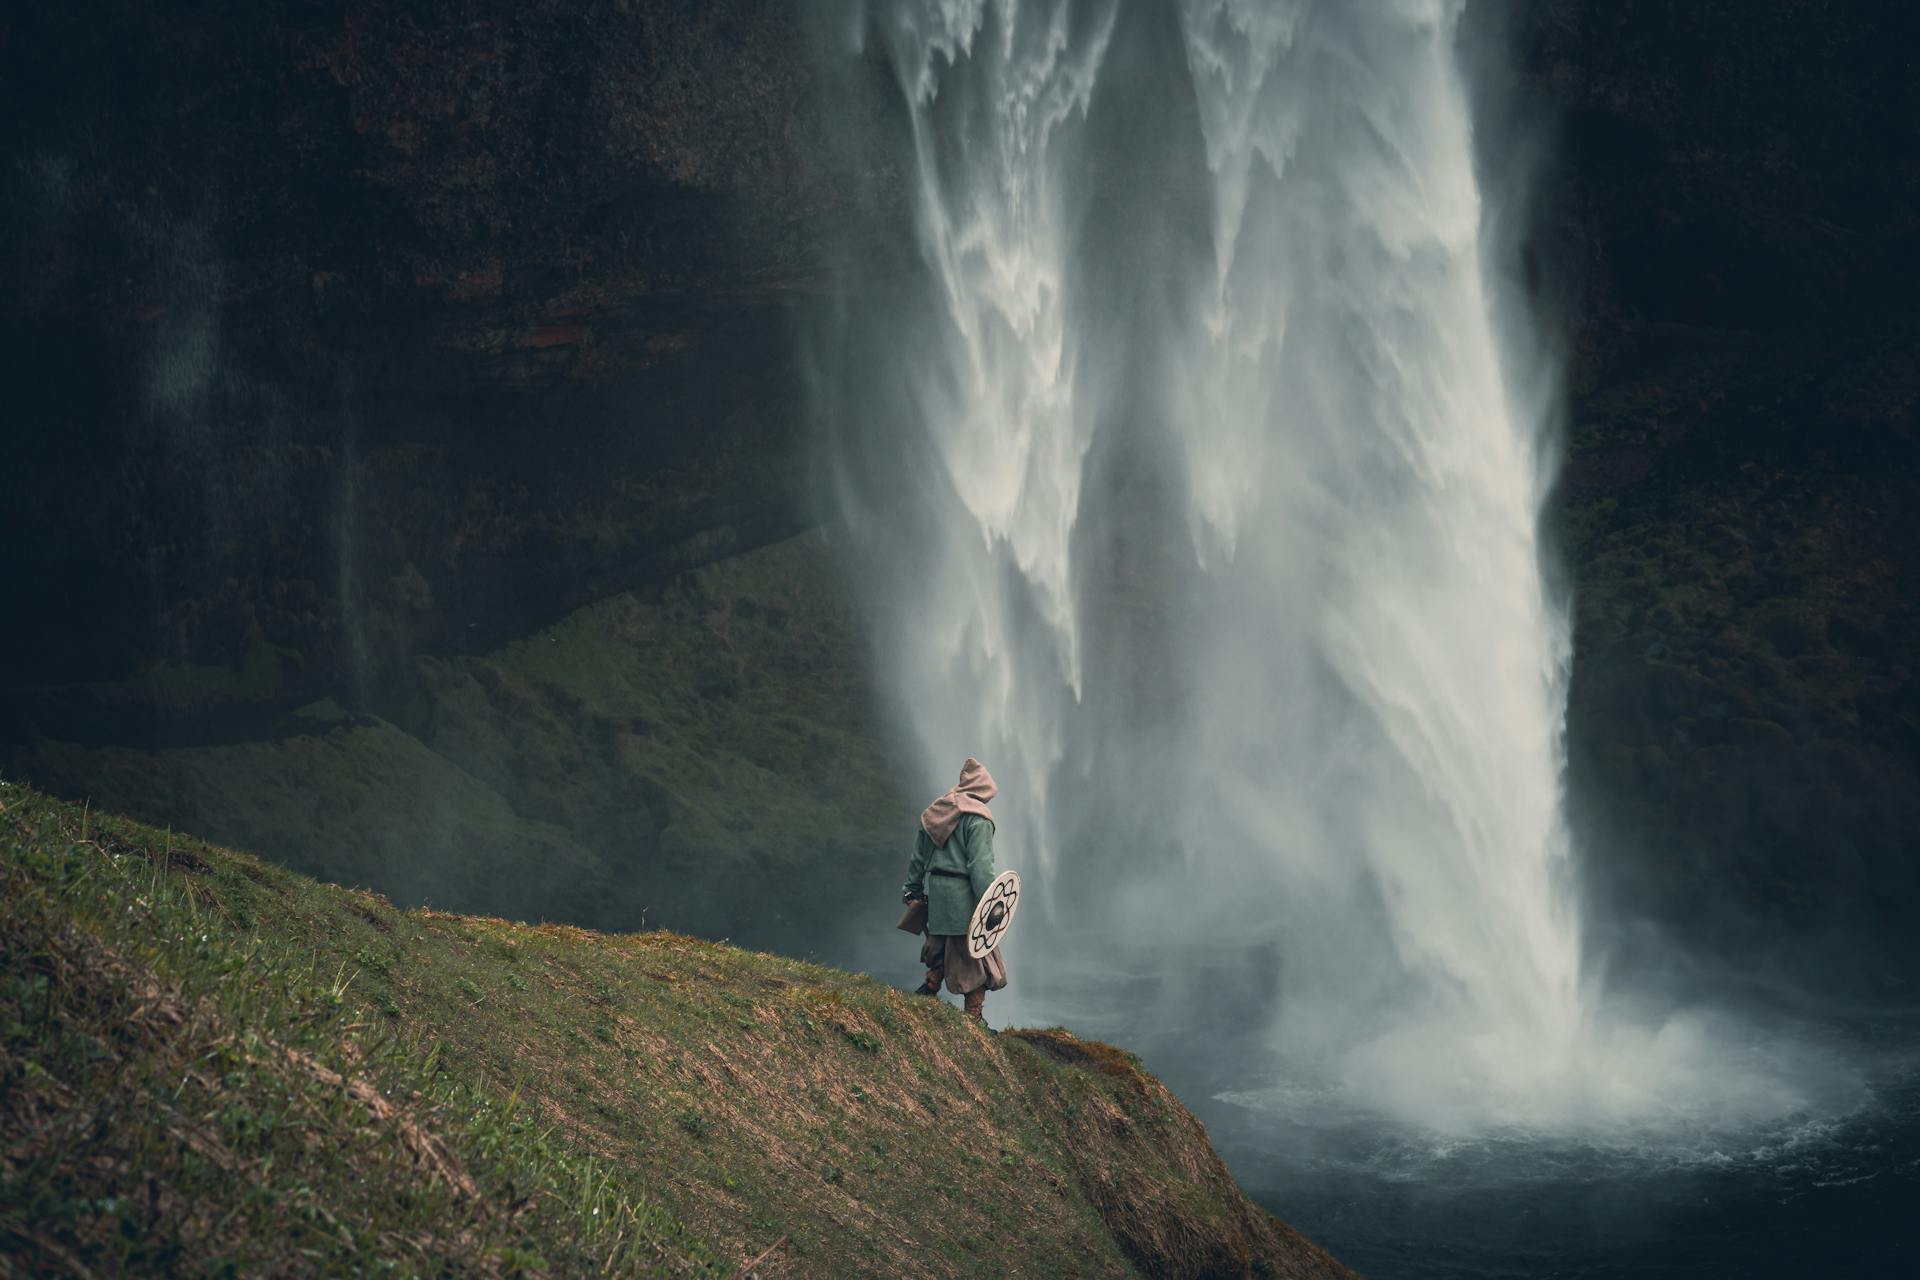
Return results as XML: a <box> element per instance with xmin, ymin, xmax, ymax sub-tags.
<box><xmin>1523</xmin><ymin>0</ymin><xmax>1920</xmax><ymax>343</ymax></box>
<box><xmin>1512</xmin><ymin>0</ymin><xmax>1920</xmax><ymax>975</ymax></box>
<box><xmin>2</xmin><ymin>0</ymin><xmax>830</xmax><ymax>736</ymax></box>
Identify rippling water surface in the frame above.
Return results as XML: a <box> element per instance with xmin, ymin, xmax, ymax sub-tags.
<box><xmin>1214</xmin><ymin>1064</ymin><xmax>1918</xmax><ymax>1279</ymax></box>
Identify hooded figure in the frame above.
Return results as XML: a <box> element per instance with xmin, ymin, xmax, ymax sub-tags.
<box><xmin>902</xmin><ymin>757</ymin><xmax>1008</xmax><ymax>1018</ymax></box>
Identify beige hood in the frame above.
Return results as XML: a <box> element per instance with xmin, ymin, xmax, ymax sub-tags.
<box><xmin>919</xmin><ymin>757</ymin><xmax>997</xmax><ymax>848</ymax></box>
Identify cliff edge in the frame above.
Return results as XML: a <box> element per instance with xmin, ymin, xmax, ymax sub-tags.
<box><xmin>0</xmin><ymin>781</ymin><xmax>1353</xmax><ymax>1278</ymax></box>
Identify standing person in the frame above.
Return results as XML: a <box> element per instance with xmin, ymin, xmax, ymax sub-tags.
<box><xmin>902</xmin><ymin>757</ymin><xmax>1008</xmax><ymax>1019</ymax></box>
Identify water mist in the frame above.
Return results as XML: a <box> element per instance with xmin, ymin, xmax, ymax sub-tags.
<box><xmin>813</xmin><ymin>0</ymin><xmax>1865</xmax><ymax>1145</ymax></box>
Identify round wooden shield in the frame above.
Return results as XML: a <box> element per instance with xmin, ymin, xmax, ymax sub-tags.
<box><xmin>966</xmin><ymin>869</ymin><xmax>1021</xmax><ymax>959</ymax></box>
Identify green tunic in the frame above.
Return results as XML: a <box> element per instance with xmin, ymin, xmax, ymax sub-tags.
<box><xmin>902</xmin><ymin>813</ymin><xmax>997</xmax><ymax>937</ymax></box>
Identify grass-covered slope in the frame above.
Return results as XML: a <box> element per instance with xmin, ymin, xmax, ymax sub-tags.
<box><xmin>0</xmin><ymin>782</ymin><xmax>1353</xmax><ymax>1279</ymax></box>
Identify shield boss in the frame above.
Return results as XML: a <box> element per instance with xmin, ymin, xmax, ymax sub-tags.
<box><xmin>966</xmin><ymin>869</ymin><xmax>1021</xmax><ymax>959</ymax></box>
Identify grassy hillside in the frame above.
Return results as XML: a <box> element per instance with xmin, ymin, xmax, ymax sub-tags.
<box><xmin>0</xmin><ymin>781</ymin><xmax>1353</xmax><ymax>1278</ymax></box>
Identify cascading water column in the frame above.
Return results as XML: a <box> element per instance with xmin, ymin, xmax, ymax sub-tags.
<box><xmin>1165</xmin><ymin>0</ymin><xmax>1588</xmax><ymax>1116</ymax></box>
<box><xmin>824</xmin><ymin>0</ymin><xmax>1119</xmax><ymax>883</ymax></box>
<box><xmin>823</xmin><ymin>0</ymin><xmax>1585</xmax><ymax>1108</ymax></box>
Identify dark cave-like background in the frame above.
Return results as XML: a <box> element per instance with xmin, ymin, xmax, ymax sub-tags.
<box><xmin>2</xmin><ymin>0</ymin><xmax>1915</xmax><ymax>985</ymax></box>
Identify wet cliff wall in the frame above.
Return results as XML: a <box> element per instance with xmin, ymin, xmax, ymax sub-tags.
<box><xmin>3</xmin><ymin>0</ymin><xmax>836</xmax><ymax>734</ymax></box>
<box><xmin>1516</xmin><ymin>0</ymin><xmax>1920</xmax><ymax>978</ymax></box>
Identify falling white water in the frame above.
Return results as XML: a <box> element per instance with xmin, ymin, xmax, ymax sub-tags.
<box><xmin>1166</xmin><ymin>0</ymin><xmax>1586</xmax><ymax>1106</ymax></box>
<box><xmin>817</xmin><ymin>0</ymin><xmax>1861</xmax><ymax>1137</ymax></box>
<box><xmin>826</xmin><ymin>0</ymin><xmax>1121</xmax><ymax>888</ymax></box>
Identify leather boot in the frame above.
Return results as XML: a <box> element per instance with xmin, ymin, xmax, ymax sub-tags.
<box><xmin>963</xmin><ymin>987</ymin><xmax>986</xmax><ymax>1020</ymax></box>
<box><xmin>914</xmin><ymin>969</ymin><xmax>944</xmax><ymax>997</ymax></box>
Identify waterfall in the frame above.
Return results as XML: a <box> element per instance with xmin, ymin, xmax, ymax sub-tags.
<box><xmin>1164</xmin><ymin>0</ymin><xmax>1585</xmax><ymax>1097</ymax></box>
<box><xmin>818</xmin><ymin>0</ymin><xmax>1122</xmax><ymax>905</ymax></box>
<box><xmin>812</xmin><ymin>0</ymin><xmax>1850</xmax><ymax>1136</ymax></box>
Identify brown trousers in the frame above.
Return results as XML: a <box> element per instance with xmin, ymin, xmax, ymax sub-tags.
<box><xmin>920</xmin><ymin>933</ymin><xmax>1008</xmax><ymax>995</ymax></box>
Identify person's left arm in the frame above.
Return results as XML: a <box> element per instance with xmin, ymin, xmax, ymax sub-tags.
<box><xmin>902</xmin><ymin>828</ymin><xmax>932</xmax><ymax>902</ymax></box>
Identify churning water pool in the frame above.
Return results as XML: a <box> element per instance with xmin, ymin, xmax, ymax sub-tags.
<box><xmin>1196</xmin><ymin>1025</ymin><xmax>1920</xmax><ymax>1279</ymax></box>
<box><xmin>1013</xmin><ymin>954</ymin><xmax>1920</xmax><ymax>1278</ymax></box>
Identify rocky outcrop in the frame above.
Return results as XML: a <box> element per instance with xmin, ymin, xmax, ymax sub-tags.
<box><xmin>1513</xmin><ymin>0</ymin><xmax>1920</xmax><ymax>972</ymax></box>
<box><xmin>1</xmin><ymin>0</ymin><xmax>834</xmax><ymax>736</ymax></box>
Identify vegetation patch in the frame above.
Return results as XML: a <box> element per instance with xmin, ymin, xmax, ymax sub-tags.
<box><xmin>0</xmin><ymin>782</ymin><xmax>1351</xmax><ymax>1278</ymax></box>
<box><xmin>1008</xmin><ymin>1028</ymin><xmax>1148</xmax><ymax>1084</ymax></box>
